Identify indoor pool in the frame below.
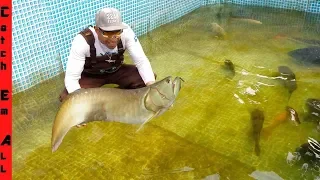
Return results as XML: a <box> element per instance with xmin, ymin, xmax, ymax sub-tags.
<box><xmin>13</xmin><ymin>3</ymin><xmax>320</xmax><ymax>180</ymax></box>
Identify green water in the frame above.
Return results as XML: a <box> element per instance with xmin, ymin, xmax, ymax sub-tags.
<box><xmin>13</xmin><ymin>4</ymin><xmax>320</xmax><ymax>180</ymax></box>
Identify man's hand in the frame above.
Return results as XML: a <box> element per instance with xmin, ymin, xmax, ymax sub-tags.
<box><xmin>73</xmin><ymin>89</ymin><xmax>81</xmax><ymax>93</ymax></box>
<box><xmin>146</xmin><ymin>81</ymin><xmax>155</xmax><ymax>86</ymax></box>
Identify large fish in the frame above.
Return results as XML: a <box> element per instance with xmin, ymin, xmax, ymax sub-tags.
<box><xmin>250</xmin><ymin>109</ymin><xmax>265</xmax><ymax>156</ymax></box>
<box><xmin>51</xmin><ymin>76</ymin><xmax>183</xmax><ymax>152</ymax></box>
<box><xmin>288</xmin><ymin>47</ymin><xmax>320</xmax><ymax>66</ymax></box>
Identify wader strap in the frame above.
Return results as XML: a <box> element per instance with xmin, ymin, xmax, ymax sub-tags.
<box><xmin>117</xmin><ymin>39</ymin><xmax>124</xmax><ymax>61</ymax></box>
<box><xmin>79</xmin><ymin>27</ymin><xmax>96</xmax><ymax>65</ymax></box>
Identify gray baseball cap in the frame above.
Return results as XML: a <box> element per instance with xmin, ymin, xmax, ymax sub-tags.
<box><xmin>95</xmin><ymin>8</ymin><xmax>127</xmax><ymax>31</ymax></box>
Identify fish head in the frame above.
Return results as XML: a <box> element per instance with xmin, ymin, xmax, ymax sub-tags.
<box><xmin>224</xmin><ymin>59</ymin><xmax>234</xmax><ymax>66</ymax></box>
<box><xmin>285</xmin><ymin>106</ymin><xmax>300</xmax><ymax>125</ymax></box>
<box><xmin>250</xmin><ymin>109</ymin><xmax>265</xmax><ymax>121</ymax></box>
<box><xmin>172</xmin><ymin>77</ymin><xmax>184</xmax><ymax>98</ymax></box>
<box><xmin>145</xmin><ymin>76</ymin><xmax>183</xmax><ymax>112</ymax></box>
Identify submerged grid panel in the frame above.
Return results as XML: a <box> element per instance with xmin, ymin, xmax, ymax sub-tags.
<box><xmin>12</xmin><ymin>0</ymin><xmax>320</xmax><ymax>94</ymax></box>
<box><xmin>12</xmin><ymin>0</ymin><xmax>58</xmax><ymax>93</ymax></box>
<box><xmin>308</xmin><ymin>1</ymin><xmax>320</xmax><ymax>13</ymax></box>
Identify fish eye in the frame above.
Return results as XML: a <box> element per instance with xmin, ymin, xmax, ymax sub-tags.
<box><xmin>166</xmin><ymin>79</ymin><xmax>170</xmax><ymax>83</ymax></box>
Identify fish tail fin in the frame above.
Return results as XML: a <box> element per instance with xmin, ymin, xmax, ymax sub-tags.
<box><xmin>287</xmin><ymin>92</ymin><xmax>292</xmax><ymax>104</ymax></box>
<box><xmin>51</xmin><ymin>126</ymin><xmax>72</xmax><ymax>152</ymax></box>
<box><xmin>261</xmin><ymin>127</ymin><xmax>272</xmax><ymax>140</ymax></box>
<box><xmin>255</xmin><ymin>143</ymin><xmax>261</xmax><ymax>156</ymax></box>
<box><xmin>52</xmin><ymin>135</ymin><xmax>64</xmax><ymax>152</ymax></box>
<box><xmin>51</xmin><ymin>108</ymin><xmax>85</xmax><ymax>152</ymax></box>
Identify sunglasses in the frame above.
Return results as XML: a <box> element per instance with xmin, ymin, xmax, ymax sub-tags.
<box><xmin>98</xmin><ymin>28</ymin><xmax>122</xmax><ymax>39</ymax></box>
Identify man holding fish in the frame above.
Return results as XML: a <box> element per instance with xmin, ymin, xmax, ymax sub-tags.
<box><xmin>52</xmin><ymin>7</ymin><xmax>184</xmax><ymax>152</ymax></box>
<box><xmin>58</xmin><ymin>7</ymin><xmax>156</xmax><ymax>102</ymax></box>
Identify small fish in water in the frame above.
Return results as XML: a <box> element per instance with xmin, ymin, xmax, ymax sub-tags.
<box><xmin>308</xmin><ymin>137</ymin><xmax>320</xmax><ymax>159</ymax></box>
<box><xmin>222</xmin><ymin>59</ymin><xmax>235</xmax><ymax>79</ymax></box>
<box><xmin>228</xmin><ymin>11</ymin><xmax>262</xmax><ymax>24</ymax></box>
<box><xmin>211</xmin><ymin>22</ymin><xmax>226</xmax><ymax>39</ymax></box>
<box><xmin>286</xmin><ymin>151</ymin><xmax>301</xmax><ymax>165</ymax></box>
<box><xmin>286</xmin><ymin>106</ymin><xmax>300</xmax><ymax>126</ymax></box>
<box><xmin>216</xmin><ymin>6</ymin><xmax>223</xmax><ymax>24</ymax></box>
<box><xmin>262</xmin><ymin>106</ymin><xmax>300</xmax><ymax>139</ymax></box>
<box><xmin>229</xmin><ymin>17</ymin><xmax>262</xmax><ymax>24</ymax></box>
<box><xmin>277</xmin><ymin>66</ymin><xmax>297</xmax><ymax>101</ymax></box>
<box><xmin>261</xmin><ymin>111</ymin><xmax>287</xmax><ymax>139</ymax></box>
<box><xmin>288</xmin><ymin>47</ymin><xmax>320</xmax><ymax>66</ymax></box>
<box><xmin>224</xmin><ymin>59</ymin><xmax>235</xmax><ymax>72</ymax></box>
<box><xmin>251</xmin><ymin>109</ymin><xmax>265</xmax><ymax>156</ymax></box>
<box><xmin>295</xmin><ymin>137</ymin><xmax>320</xmax><ymax>165</ymax></box>
<box><xmin>306</xmin><ymin>98</ymin><xmax>320</xmax><ymax>119</ymax></box>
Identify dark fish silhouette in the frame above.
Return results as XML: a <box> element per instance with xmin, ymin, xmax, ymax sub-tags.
<box><xmin>223</xmin><ymin>59</ymin><xmax>236</xmax><ymax>78</ymax></box>
<box><xmin>216</xmin><ymin>6</ymin><xmax>223</xmax><ymax>25</ymax></box>
<box><xmin>288</xmin><ymin>47</ymin><xmax>320</xmax><ymax>66</ymax></box>
<box><xmin>306</xmin><ymin>98</ymin><xmax>320</xmax><ymax>118</ymax></box>
<box><xmin>295</xmin><ymin>137</ymin><xmax>320</xmax><ymax>164</ymax></box>
<box><xmin>251</xmin><ymin>109</ymin><xmax>265</xmax><ymax>156</ymax></box>
<box><xmin>278</xmin><ymin>66</ymin><xmax>297</xmax><ymax>101</ymax></box>
<box><xmin>286</xmin><ymin>106</ymin><xmax>301</xmax><ymax>126</ymax></box>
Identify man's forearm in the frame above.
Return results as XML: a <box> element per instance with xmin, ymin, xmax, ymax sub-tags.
<box><xmin>65</xmin><ymin>76</ymin><xmax>81</xmax><ymax>93</ymax></box>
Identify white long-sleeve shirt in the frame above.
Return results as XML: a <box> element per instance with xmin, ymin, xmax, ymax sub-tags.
<box><xmin>64</xmin><ymin>23</ymin><xmax>155</xmax><ymax>93</ymax></box>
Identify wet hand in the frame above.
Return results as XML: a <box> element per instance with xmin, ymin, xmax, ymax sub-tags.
<box><xmin>146</xmin><ymin>81</ymin><xmax>155</xmax><ymax>86</ymax></box>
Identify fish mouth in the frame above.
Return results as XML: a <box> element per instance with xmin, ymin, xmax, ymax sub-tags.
<box><xmin>172</xmin><ymin>77</ymin><xmax>184</xmax><ymax>97</ymax></box>
<box><xmin>162</xmin><ymin>77</ymin><xmax>184</xmax><ymax>109</ymax></box>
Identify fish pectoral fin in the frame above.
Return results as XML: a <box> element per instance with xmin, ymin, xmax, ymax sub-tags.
<box><xmin>261</xmin><ymin>127</ymin><xmax>272</xmax><ymax>140</ymax></box>
<box><xmin>136</xmin><ymin>111</ymin><xmax>161</xmax><ymax>133</ymax></box>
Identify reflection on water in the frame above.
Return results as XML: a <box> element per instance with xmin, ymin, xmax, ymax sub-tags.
<box><xmin>14</xmin><ymin>4</ymin><xmax>320</xmax><ymax>180</ymax></box>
